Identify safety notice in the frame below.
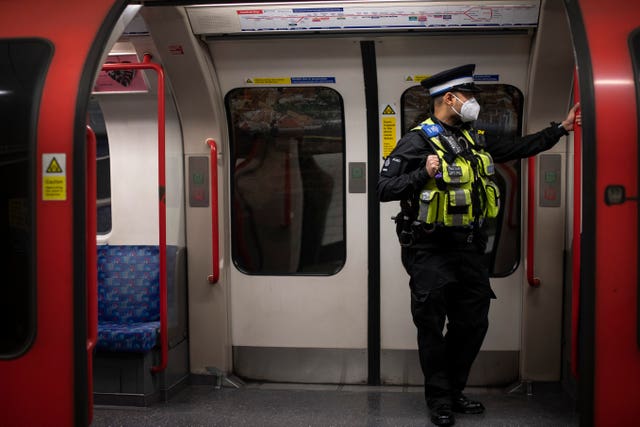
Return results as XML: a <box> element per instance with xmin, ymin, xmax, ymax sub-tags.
<box><xmin>381</xmin><ymin>104</ymin><xmax>398</xmax><ymax>158</ymax></box>
<box><xmin>43</xmin><ymin>153</ymin><xmax>66</xmax><ymax>201</ymax></box>
<box><xmin>246</xmin><ymin>76</ymin><xmax>336</xmax><ymax>85</ymax></box>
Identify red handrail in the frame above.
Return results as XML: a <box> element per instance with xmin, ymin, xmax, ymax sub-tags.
<box><xmin>570</xmin><ymin>71</ymin><xmax>582</xmax><ymax>378</ymax></box>
<box><xmin>206</xmin><ymin>138</ymin><xmax>220</xmax><ymax>284</ymax></box>
<box><xmin>102</xmin><ymin>54</ymin><xmax>168</xmax><ymax>374</ymax></box>
<box><xmin>85</xmin><ymin>126</ymin><xmax>97</xmax><ymax>423</ymax></box>
<box><xmin>527</xmin><ymin>156</ymin><xmax>541</xmax><ymax>287</ymax></box>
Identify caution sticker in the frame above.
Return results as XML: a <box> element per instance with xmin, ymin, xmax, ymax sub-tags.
<box><xmin>382</xmin><ymin>105</ymin><xmax>396</xmax><ymax>115</ymax></box>
<box><xmin>380</xmin><ymin>104</ymin><xmax>398</xmax><ymax>157</ymax></box>
<box><xmin>405</xmin><ymin>74</ymin><xmax>430</xmax><ymax>83</ymax></box>
<box><xmin>245</xmin><ymin>76</ymin><xmax>337</xmax><ymax>85</ymax></box>
<box><xmin>246</xmin><ymin>77</ymin><xmax>292</xmax><ymax>85</ymax></box>
<box><xmin>42</xmin><ymin>153</ymin><xmax>66</xmax><ymax>201</ymax></box>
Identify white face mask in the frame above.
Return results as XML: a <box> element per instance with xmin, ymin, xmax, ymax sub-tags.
<box><xmin>451</xmin><ymin>95</ymin><xmax>480</xmax><ymax>122</ymax></box>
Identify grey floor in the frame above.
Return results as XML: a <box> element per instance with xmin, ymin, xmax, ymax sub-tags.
<box><xmin>91</xmin><ymin>382</ymin><xmax>579</xmax><ymax>427</ymax></box>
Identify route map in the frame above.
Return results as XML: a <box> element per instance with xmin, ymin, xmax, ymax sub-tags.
<box><xmin>236</xmin><ymin>3</ymin><xmax>540</xmax><ymax>32</ymax></box>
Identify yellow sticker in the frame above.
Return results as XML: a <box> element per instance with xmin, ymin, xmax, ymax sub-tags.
<box><xmin>46</xmin><ymin>157</ymin><xmax>63</xmax><ymax>173</ymax></box>
<box><xmin>411</xmin><ymin>74</ymin><xmax>430</xmax><ymax>83</ymax></box>
<box><xmin>43</xmin><ymin>153</ymin><xmax>66</xmax><ymax>201</ymax></box>
<box><xmin>382</xmin><ymin>105</ymin><xmax>396</xmax><ymax>115</ymax></box>
<box><xmin>248</xmin><ymin>77</ymin><xmax>292</xmax><ymax>85</ymax></box>
<box><xmin>382</xmin><ymin>117</ymin><xmax>397</xmax><ymax>158</ymax></box>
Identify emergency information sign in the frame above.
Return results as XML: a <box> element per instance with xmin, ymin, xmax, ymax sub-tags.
<box><xmin>381</xmin><ymin>104</ymin><xmax>398</xmax><ymax>158</ymax></box>
<box><xmin>42</xmin><ymin>153</ymin><xmax>66</xmax><ymax>201</ymax></box>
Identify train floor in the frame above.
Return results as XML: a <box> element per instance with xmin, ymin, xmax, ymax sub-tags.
<box><xmin>91</xmin><ymin>382</ymin><xmax>578</xmax><ymax>427</ymax></box>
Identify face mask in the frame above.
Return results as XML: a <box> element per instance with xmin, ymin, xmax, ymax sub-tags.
<box><xmin>451</xmin><ymin>95</ymin><xmax>480</xmax><ymax>122</ymax></box>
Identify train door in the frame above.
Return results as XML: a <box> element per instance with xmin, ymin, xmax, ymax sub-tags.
<box><xmin>207</xmin><ymin>32</ymin><xmax>532</xmax><ymax>383</ymax></box>
<box><xmin>0</xmin><ymin>1</ymin><xmax>125</xmax><ymax>426</ymax></box>
<box><xmin>376</xmin><ymin>35</ymin><xmax>531</xmax><ymax>385</ymax></box>
<box><xmin>209</xmin><ymin>38</ymin><xmax>370</xmax><ymax>382</ymax></box>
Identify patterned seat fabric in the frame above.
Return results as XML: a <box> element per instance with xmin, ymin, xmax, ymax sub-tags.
<box><xmin>97</xmin><ymin>321</ymin><xmax>160</xmax><ymax>352</ymax></box>
<box><xmin>97</xmin><ymin>245</ymin><xmax>160</xmax><ymax>352</ymax></box>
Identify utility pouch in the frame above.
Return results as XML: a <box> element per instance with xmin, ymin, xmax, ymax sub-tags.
<box><xmin>476</xmin><ymin>151</ymin><xmax>495</xmax><ymax>176</ymax></box>
<box><xmin>442</xmin><ymin>160</ymin><xmax>471</xmax><ymax>184</ymax></box>
<box><xmin>484</xmin><ymin>181</ymin><xmax>501</xmax><ymax>218</ymax></box>
<box><xmin>445</xmin><ymin>188</ymin><xmax>472</xmax><ymax>226</ymax></box>
<box><xmin>417</xmin><ymin>190</ymin><xmax>440</xmax><ymax>225</ymax></box>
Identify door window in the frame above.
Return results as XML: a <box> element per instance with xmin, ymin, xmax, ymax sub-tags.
<box><xmin>87</xmin><ymin>98</ymin><xmax>112</xmax><ymax>234</ymax></box>
<box><xmin>226</xmin><ymin>87</ymin><xmax>346</xmax><ymax>275</ymax></box>
<box><xmin>401</xmin><ymin>84</ymin><xmax>524</xmax><ymax>276</ymax></box>
<box><xmin>0</xmin><ymin>39</ymin><xmax>52</xmax><ymax>357</ymax></box>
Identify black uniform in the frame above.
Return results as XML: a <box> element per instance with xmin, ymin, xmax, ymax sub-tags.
<box><xmin>377</xmin><ymin>116</ymin><xmax>567</xmax><ymax>406</ymax></box>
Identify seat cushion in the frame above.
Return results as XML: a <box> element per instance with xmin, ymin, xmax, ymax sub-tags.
<box><xmin>98</xmin><ymin>245</ymin><xmax>160</xmax><ymax>323</ymax></box>
<box><xmin>97</xmin><ymin>321</ymin><xmax>160</xmax><ymax>352</ymax></box>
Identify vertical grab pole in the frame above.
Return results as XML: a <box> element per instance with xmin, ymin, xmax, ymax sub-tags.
<box><xmin>527</xmin><ymin>157</ymin><xmax>541</xmax><ymax>287</ymax></box>
<box><xmin>102</xmin><ymin>54</ymin><xmax>167</xmax><ymax>373</ymax></box>
<box><xmin>151</xmin><ymin>54</ymin><xmax>167</xmax><ymax>374</ymax></box>
<box><xmin>85</xmin><ymin>126</ymin><xmax>97</xmax><ymax>423</ymax></box>
<box><xmin>207</xmin><ymin>138</ymin><xmax>220</xmax><ymax>284</ymax></box>
<box><xmin>571</xmin><ymin>70</ymin><xmax>582</xmax><ymax>377</ymax></box>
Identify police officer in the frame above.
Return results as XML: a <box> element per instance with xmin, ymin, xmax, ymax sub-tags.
<box><xmin>377</xmin><ymin>64</ymin><xmax>580</xmax><ymax>426</ymax></box>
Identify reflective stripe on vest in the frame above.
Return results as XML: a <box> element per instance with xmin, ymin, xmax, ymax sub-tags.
<box><xmin>413</xmin><ymin>118</ymin><xmax>500</xmax><ymax>227</ymax></box>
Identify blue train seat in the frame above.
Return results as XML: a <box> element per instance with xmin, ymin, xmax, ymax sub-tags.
<box><xmin>93</xmin><ymin>244</ymin><xmax>189</xmax><ymax>406</ymax></box>
<box><xmin>97</xmin><ymin>245</ymin><xmax>160</xmax><ymax>352</ymax></box>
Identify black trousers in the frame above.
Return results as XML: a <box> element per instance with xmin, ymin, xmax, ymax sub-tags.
<box><xmin>401</xmin><ymin>246</ymin><xmax>494</xmax><ymax>405</ymax></box>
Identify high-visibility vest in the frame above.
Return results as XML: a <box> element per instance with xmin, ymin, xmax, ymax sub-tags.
<box><xmin>412</xmin><ymin>118</ymin><xmax>500</xmax><ymax>228</ymax></box>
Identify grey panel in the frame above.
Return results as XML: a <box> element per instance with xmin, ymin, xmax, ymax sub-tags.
<box><xmin>538</xmin><ymin>153</ymin><xmax>562</xmax><ymax>207</ymax></box>
<box><xmin>168</xmin><ymin>246</ymin><xmax>188</xmax><ymax>349</ymax></box>
<box><xmin>93</xmin><ymin>342</ymin><xmax>190</xmax><ymax>406</ymax></box>
<box><xmin>188</xmin><ymin>156</ymin><xmax>209</xmax><ymax>207</ymax></box>
<box><xmin>348</xmin><ymin>162</ymin><xmax>366</xmax><ymax>193</ymax></box>
<box><xmin>93</xmin><ymin>351</ymin><xmax>159</xmax><ymax>398</ymax></box>
<box><xmin>233</xmin><ymin>346</ymin><xmax>367</xmax><ymax>384</ymax></box>
<box><xmin>161</xmin><ymin>339</ymin><xmax>190</xmax><ymax>394</ymax></box>
<box><xmin>381</xmin><ymin>349</ymin><xmax>519</xmax><ymax>386</ymax></box>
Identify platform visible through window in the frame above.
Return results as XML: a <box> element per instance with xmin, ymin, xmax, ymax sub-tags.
<box><xmin>226</xmin><ymin>87</ymin><xmax>346</xmax><ymax>275</ymax></box>
<box><xmin>401</xmin><ymin>84</ymin><xmax>524</xmax><ymax>276</ymax></box>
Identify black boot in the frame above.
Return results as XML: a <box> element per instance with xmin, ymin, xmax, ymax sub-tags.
<box><xmin>429</xmin><ymin>402</ymin><xmax>455</xmax><ymax>426</ymax></box>
<box><xmin>451</xmin><ymin>393</ymin><xmax>485</xmax><ymax>414</ymax></box>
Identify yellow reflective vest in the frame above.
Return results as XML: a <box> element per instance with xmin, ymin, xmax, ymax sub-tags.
<box><xmin>413</xmin><ymin>118</ymin><xmax>500</xmax><ymax>228</ymax></box>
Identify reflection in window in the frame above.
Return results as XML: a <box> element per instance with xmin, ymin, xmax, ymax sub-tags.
<box><xmin>87</xmin><ymin>98</ymin><xmax>112</xmax><ymax>234</ymax></box>
<box><xmin>226</xmin><ymin>87</ymin><xmax>345</xmax><ymax>275</ymax></box>
<box><xmin>401</xmin><ymin>84</ymin><xmax>524</xmax><ymax>276</ymax></box>
<box><xmin>0</xmin><ymin>39</ymin><xmax>52</xmax><ymax>357</ymax></box>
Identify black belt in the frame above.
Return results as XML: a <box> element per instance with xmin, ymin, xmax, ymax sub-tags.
<box><xmin>413</xmin><ymin>223</ymin><xmax>478</xmax><ymax>244</ymax></box>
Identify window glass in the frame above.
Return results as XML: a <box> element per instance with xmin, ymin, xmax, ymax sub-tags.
<box><xmin>401</xmin><ymin>84</ymin><xmax>524</xmax><ymax>276</ymax></box>
<box><xmin>87</xmin><ymin>98</ymin><xmax>112</xmax><ymax>234</ymax></box>
<box><xmin>226</xmin><ymin>87</ymin><xmax>345</xmax><ymax>275</ymax></box>
<box><xmin>0</xmin><ymin>39</ymin><xmax>52</xmax><ymax>357</ymax></box>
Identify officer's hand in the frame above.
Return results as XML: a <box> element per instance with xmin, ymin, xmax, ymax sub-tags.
<box><xmin>561</xmin><ymin>102</ymin><xmax>580</xmax><ymax>132</ymax></box>
<box><xmin>425</xmin><ymin>155</ymin><xmax>440</xmax><ymax>177</ymax></box>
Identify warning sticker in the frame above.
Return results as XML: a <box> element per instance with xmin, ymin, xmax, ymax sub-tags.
<box><xmin>380</xmin><ymin>104</ymin><xmax>398</xmax><ymax>157</ymax></box>
<box><xmin>406</xmin><ymin>74</ymin><xmax>430</xmax><ymax>83</ymax></box>
<box><xmin>246</xmin><ymin>77</ymin><xmax>292</xmax><ymax>85</ymax></box>
<box><xmin>382</xmin><ymin>105</ymin><xmax>396</xmax><ymax>115</ymax></box>
<box><xmin>246</xmin><ymin>76</ymin><xmax>336</xmax><ymax>85</ymax></box>
<box><xmin>42</xmin><ymin>153</ymin><xmax>66</xmax><ymax>201</ymax></box>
